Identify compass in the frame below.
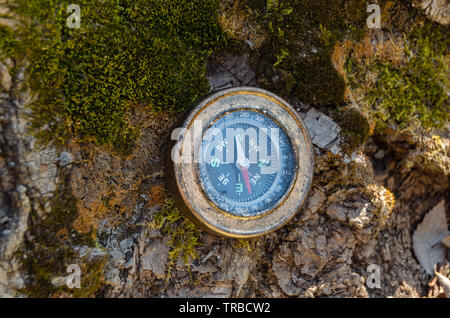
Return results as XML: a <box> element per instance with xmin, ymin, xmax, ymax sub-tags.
<box><xmin>166</xmin><ymin>87</ymin><xmax>314</xmax><ymax>238</ymax></box>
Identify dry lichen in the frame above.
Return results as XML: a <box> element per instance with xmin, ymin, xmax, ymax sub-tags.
<box><xmin>404</xmin><ymin>134</ymin><xmax>450</xmax><ymax>175</ymax></box>
<box><xmin>19</xmin><ymin>180</ymin><xmax>107</xmax><ymax>297</ymax></box>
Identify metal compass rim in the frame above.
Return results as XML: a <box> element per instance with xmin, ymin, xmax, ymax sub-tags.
<box><xmin>169</xmin><ymin>87</ymin><xmax>314</xmax><ymax>238</ymax></box>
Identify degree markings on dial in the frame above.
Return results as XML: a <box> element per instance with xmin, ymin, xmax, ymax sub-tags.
<box><xmin>199</xmin><ymin>110</ymin><xmax>295</xmax><ymax>216</ymax></box>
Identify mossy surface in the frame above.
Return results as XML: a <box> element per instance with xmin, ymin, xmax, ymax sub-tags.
<box><xmin>1</xmin><ymin>0</ymin><xmax>448</xmax><ymax>298</ymax></box>
<box><xmin>19</xmin><ymin>179</ymin><xmax>107</xmax><ymax>297</ymax></box>
<box><xmin>0</xmin><ymin>26</ymin><xmax>16</xmax><ymax>58</ymax></box>
<box><xmin>334</xmin><ymin>106</ymin><xmax>372</xmax><ymax>152</ymax></box>
<box><xmin>2</xmin><ymin>0</ymin><xmax>446</xmax><ymax>146</ymax></box>
<box><xmin>249</xmin><ymin>0</ymin><xmax>368</xmax><ymax>105</ymax></box>
<box><xmin>150</xmin><ymin>199</ymin><xmax>202</xmax><ymax>280</ymax></box>
<box><xmin>1</xmin><ymin>0</ymin><xmax>228</xmax><ymax>153</ymax></box>
<box><xmin>345</xmin><ymin>22</ymin><xmax>449</xmax><ymax>131</ymax></box>
<box><xmin>234</xmin><ymin>238</ymin><xmax>256</xmax><ymax>251</ymax></box>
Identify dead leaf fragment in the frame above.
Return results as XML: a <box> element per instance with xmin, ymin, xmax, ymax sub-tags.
<box><xmin>412</xmin><ymin>200</ymin><xmax>449</xmax><ymax>275</ymax></box>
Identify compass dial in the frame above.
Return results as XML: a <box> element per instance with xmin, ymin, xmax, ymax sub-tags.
<box><xmin>166</xmin><ymin>87</ymin><xmax>314</xmax><ymax>238</ymax></box>
<box><xmin>198</xmin><ymin>110</ymin><xmax>295</xmax><ymax>217</ymax></box>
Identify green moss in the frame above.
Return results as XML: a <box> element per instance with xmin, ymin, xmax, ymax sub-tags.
<box><xmin>149</xmin><ymin>199</ymin><xmax>202</xmax><ymax>280</ymax></box>
<box><xmin>250</xmin><ymin>0</ymin><xmax>367</xmax><ymax>105</ymax></box>
<box><xmin>346</xmin><ymin>22</ymin><xmax>449</xmax><ymax>130</ymax></box>
<box><xmin>334</xmin><ymin>106</ymin><xmax>372</xmax><ymax>152</ymax></box>
<box><xmin>234</xmin><ymin>238</ymin><xmax>255</xmax><ymax>251</ymax></box>
<box><xmin>19</xmin><ymin>178</ymin><xmax>107</xmax><ymax>297</ymax></box>
<box><xmin>2</xmin><ymin>0</ymin><xmax>228</xmax><ymax>153</ymax></box>
<box><xmin>0</xmin><ymin>27</ymin><xmax>16</xmax><ymax>59</ymax></box>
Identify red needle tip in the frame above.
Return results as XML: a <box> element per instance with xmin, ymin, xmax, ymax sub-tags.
<box><xmin>241</xmin><ymin>168</ymin><xmax>252</xmax><ymax>195</ymax></box>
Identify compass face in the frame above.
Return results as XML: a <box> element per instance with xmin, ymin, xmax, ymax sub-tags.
<box><xmin>167</xmin><ymin>87</ymin><xmax>314</xmax><ymax>238</ymax></box>
<box><xmin>198</xmin><ymin>110</ymin><xmax>296</xmax><ymax>217</ymax></box>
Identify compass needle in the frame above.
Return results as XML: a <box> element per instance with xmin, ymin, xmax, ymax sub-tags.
<box><xmin>241</xmin><ymin>168</ymin><xmax>252</xmax><ymax>195</ymax></box>
<box><xmin>235</xmin><ymin>134</ymin><xmax>252</xmax><ymax>194</ymax></box>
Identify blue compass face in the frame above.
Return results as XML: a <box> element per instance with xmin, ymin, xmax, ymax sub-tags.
<box><xmin>198</xmin><ymin>110</ymin><xmax>296</xmax><ymax>217</ymax></box>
